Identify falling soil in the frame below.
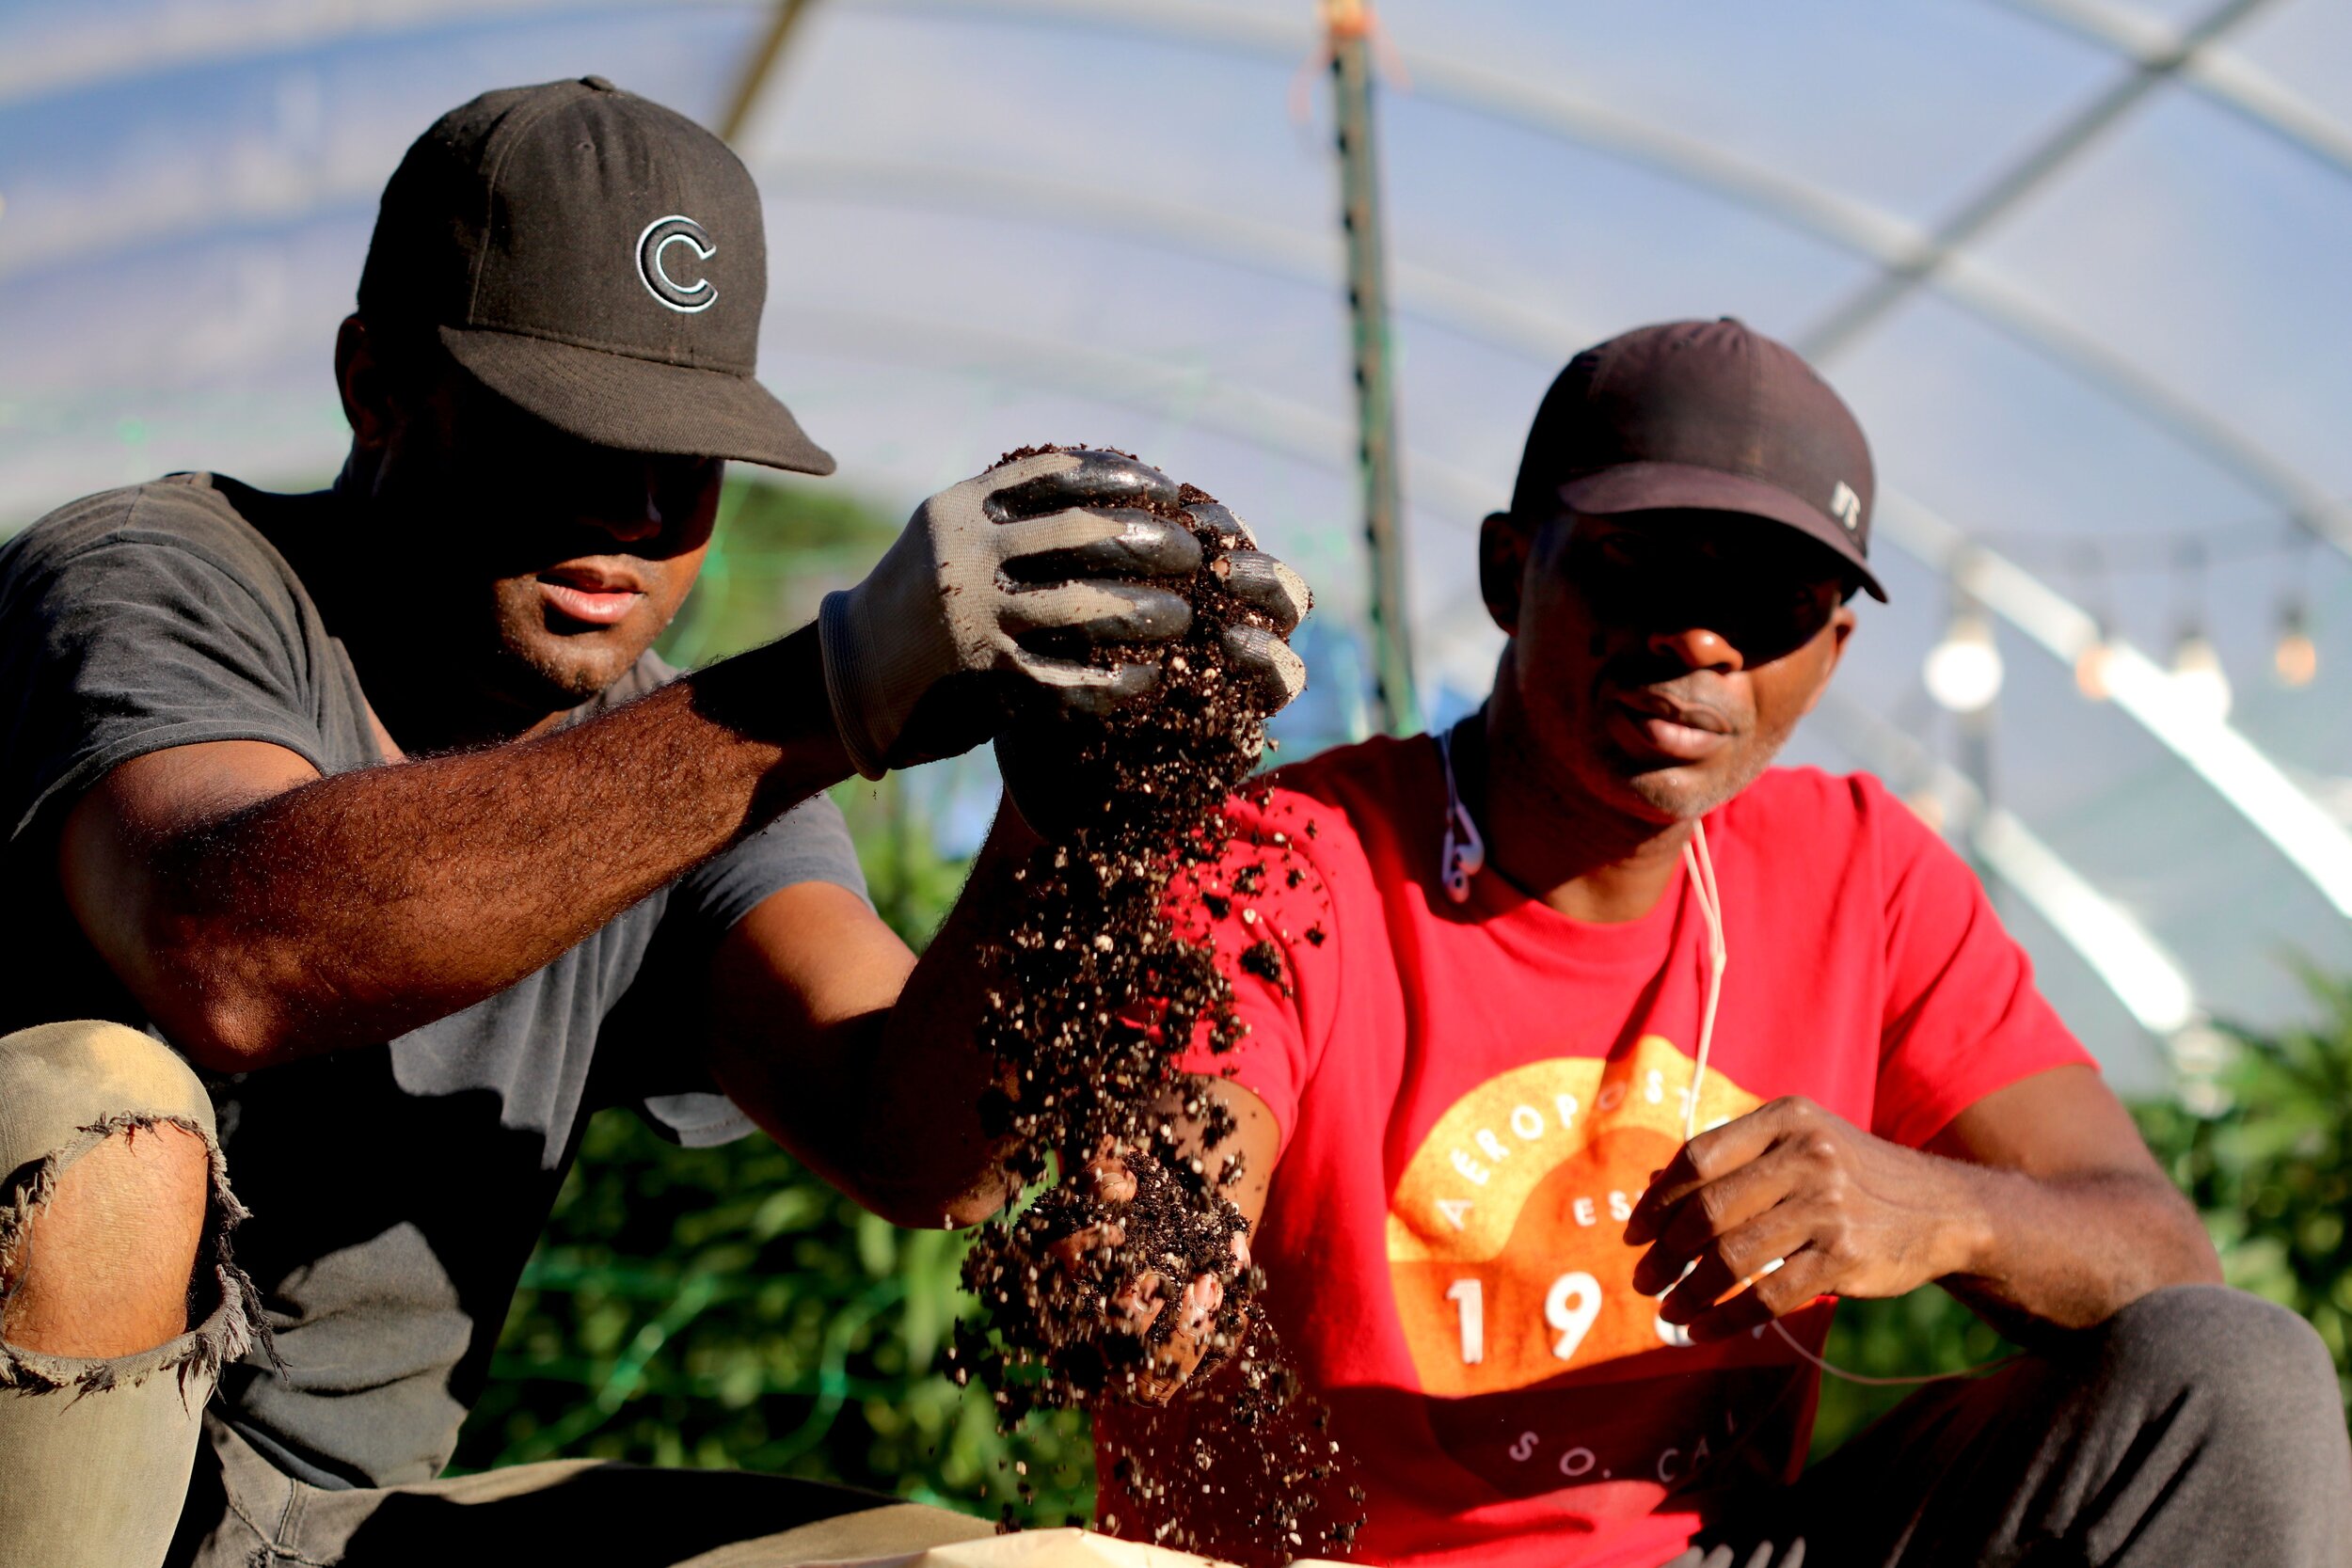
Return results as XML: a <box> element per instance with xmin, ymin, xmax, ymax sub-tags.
<box><xmin>948</xmin><ymin>447</ymin><xmax>1361</xmax><ymax>1560</ymax></box>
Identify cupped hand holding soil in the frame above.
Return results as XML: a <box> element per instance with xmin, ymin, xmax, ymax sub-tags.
<box><xmin>1040</xmin><ymin>1143</ymin><xmax>1257</xmax><ymax>1406</ymax></box>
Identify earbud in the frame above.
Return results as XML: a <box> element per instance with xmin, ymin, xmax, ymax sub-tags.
<box><xmin>1438</xmin><ymin>723</ymin><xmax>1486</xmax><ymax>906</ymax></box>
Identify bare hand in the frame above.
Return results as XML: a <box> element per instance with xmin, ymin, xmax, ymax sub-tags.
<box><xmin>1047</xmin><ymin>1145</ymin><xmax>1253</xmax><ymax>1405</ymax></box>
<box><xmin>1622</xmin><ymin>1097</ymin><xmax>1984</xmax><ymax>1342</ymax></box>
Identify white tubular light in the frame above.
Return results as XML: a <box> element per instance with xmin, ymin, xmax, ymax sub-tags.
<box><xmin>1816</xmin><ymin>691</ymin><xmax>2198</xmax><ymax>1047</ymax></box>
<box><xmin>1971</xmin><ymin>810</ymin><xmax>2195</xmax><ymax>1035</ymax></box>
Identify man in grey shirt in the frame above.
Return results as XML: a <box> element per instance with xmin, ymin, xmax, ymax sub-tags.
<box><xmin>0</xmin><ymin>79</ymin><xmax>1307</xmax><ymax>1567</ymax></box>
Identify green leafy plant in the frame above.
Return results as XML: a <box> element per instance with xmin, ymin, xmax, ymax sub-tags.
<box><xmin>453</xmin><ymin>1094</ymin><xmax>1092</xmax><ymax>1520</ymax></box>
<box><xmin>657</xmin><ymin>476</ymin><xmax>897</xmax><ymax>671</ymax></box>
<box><xmin>2134</xmin><ymin>974</ymin><xmax>2352</xmax><ymax>1411</ymax></box>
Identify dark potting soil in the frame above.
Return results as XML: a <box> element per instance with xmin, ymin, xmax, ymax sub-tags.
<box><xmin>948</xmin><ymin>448</ymin><xmax>1361</xmax><ymax>1561</ymax></box>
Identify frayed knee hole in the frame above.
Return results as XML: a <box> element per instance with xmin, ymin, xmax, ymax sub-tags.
<box><xmin>1</xmin><ymin>1121</ymin><xmax>214</xmax><ymax>1359</ymax></box>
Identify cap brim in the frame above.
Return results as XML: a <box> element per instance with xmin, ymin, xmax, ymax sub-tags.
<box><xmin>439</xmin><ymin>325</ymin><xmax>835</xmax><ymax>476</ymax></box>
<box><xmin>1561</xmin><ymin>461</ymin><xmax>1886</xmax><ymax>601</ymax></box>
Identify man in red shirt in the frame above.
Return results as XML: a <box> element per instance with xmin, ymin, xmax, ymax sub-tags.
<box><xmin>1079</xmin><ymin>320</ymin><xmax>2351</xmax><ymax>1566</ymax></box>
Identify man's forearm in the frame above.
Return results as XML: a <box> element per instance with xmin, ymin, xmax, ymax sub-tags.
<box><xmin>1938</xmin><ymin>1161</ymin><xmax>2219</xmax><ymax>1338</ymax></box>
<box><xmin>91</xmin><ymin>626</ymin><xmax>850</xmax><ymax>1067</ymax></box>
<box><xmin>1630</xmin><ymin>1085</ymin><xmax>2218</xmax><ymax>1347</ymax></box>
<box><xmin>718</xmin><ymin>804</ymin><xmax>1229</xmax><ymax>1233</ymax></box>
<box><xmin>839</xmin><ymin>809</ymin><xmax>1045</xmax><ymax>1229</ymax></box>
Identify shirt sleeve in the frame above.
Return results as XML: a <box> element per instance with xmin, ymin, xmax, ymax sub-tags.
<box><xmin>667</xmin><ymin>789</ymin><xmax>870</xmax><ymax>933</ymax></box>
<box><xmin>1867</xmin><ymin>776</ymin><xmax>2096</xmax><ymax>1148</ymax></box>
<box><xmin>0</xmin><ymin>486</ymin><xmax>330</xmax><ymax>845</ymax></box>
<box><xmin>1168</xmin><ymin>791</ymin><xmax>1341</xmax><ymax>1154</ymax></box>
<box><xmin>622</xmin><ymin>790</ymin><xmax>873</xmax><ymax>1148</ymax></box>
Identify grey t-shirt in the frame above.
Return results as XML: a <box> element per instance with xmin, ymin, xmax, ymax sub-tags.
<box><xmin>0</xmin><ymin>473</ymin><xmax>867</xmax><ymax>1489</ymax></box>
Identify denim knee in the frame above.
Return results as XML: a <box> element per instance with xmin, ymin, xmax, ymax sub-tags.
<box><xmin>0</xmin><ymin>1019</ymin><xmax>262</xmax><ymax>1397</ymax></box>
<box><xmin>0</xmin><ymin>1021</ymin><xmax>271</xmax><ymax>1568</ymax></box>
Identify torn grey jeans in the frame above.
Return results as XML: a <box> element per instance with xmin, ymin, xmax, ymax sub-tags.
<box><xmin>0</xmin><ymin>1020</ymin><xmax>261</xmax><ymax>1568</ymax></box>
<box><xmin>0</xmin><ymin>1022</ymin><xmax>1002</xmax><ymax>1568</ymax></box>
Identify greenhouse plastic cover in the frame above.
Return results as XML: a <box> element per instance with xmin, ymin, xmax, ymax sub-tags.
<box><xmin>8</xmin><ymin>0</ymin><xmax>2352</xmax><ymax>1088</ymax></box>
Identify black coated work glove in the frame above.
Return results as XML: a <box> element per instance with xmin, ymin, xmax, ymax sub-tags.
<box><xmin>818</xmin><ymin>449</ymin><xmax>1203</xmax><ymax>776</ymax></box>
<box><xmin>993</xmin><ymin>477</ymin><xmax>1310</xmax><ymax>841</ymax></box>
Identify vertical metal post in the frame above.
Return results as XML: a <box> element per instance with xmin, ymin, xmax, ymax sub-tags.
<box><xmin>1328</xmin><ymin>2</ymin><xmax>1420</xmax><ymax>736</ymax></box>
<box><xmin>719</xmin><ymin>0</ymin><xmax>822</xmax><ymax>145</ymax></box>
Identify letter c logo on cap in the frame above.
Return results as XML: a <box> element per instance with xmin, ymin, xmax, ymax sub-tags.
<box><xmin>637</xmin><ymin>214</ymin><xmax>717</xmax><ymax>314</ymax></box>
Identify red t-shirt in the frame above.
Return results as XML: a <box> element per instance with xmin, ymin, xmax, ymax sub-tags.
<box><xmin>1095</xmin><ymin>735</ymin><xmax>2092</xmax><ymax>1568</ymax></box>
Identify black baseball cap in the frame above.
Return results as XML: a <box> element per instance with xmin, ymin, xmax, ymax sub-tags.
<box><xmin>1508</xmin><ymin>318</ymin><xmax>1883</xmax><ymax>600</ymax></box>
<box><xmin>357</xmin><ymin>76</ymin><xmax>834</xmax><ymax>475</ymax></box>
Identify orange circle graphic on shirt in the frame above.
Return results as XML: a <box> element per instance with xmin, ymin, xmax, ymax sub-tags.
<box><xmin>1384</xmin><ymin>1035</ymin><xmax>1767</xmax><ymax>1398</ymax></box>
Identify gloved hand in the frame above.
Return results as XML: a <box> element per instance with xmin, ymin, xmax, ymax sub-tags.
<box><xmin>818</xmin><ymin>449</ymin><xmax>1202</xmax><ymax>778</ymax></box>
<box><xmin>993</xmin><ymin>488</ymin><xmax>1311</xmax><ymax>840</ymax></box>
<box><xmin>1176</xmin><ymin>494</ymin><xmax>1312</xmax><ymax>709</ymax></box>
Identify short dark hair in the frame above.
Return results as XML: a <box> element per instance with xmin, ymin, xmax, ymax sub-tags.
<box><xmin>356</xmin><ymin>312</ymin><xmax>457</xmax><ymax>403</ymax></box>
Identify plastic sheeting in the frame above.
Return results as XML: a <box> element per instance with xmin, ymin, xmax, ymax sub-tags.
<box><xmin>8</xmin><ymin>0</ymin><xmax>2352</xmax><ymax>1082</ymax></box>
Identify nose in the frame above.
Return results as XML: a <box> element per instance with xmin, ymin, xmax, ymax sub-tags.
<box><xmin>1645</xmin><ymin>623</ymin><xmax>1745</xmax><ymax>673</ymax></box>
<box><xmin>580</xmin><ymin>466</ymin><xmax>668</xmax><ymax>545</ymax></box>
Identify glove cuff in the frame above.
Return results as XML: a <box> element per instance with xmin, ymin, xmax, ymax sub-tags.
<box><xmin>818</xmin><ymin>589</ymin><xmax>892</xmax><ymax>780</ymax></box>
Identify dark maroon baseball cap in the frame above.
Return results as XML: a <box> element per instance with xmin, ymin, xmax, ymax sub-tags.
<box><xmin>357</xmin><ymin>77</ymin><xmax>834</xmax><ymax>475</ymax></box>
<box><xmin>1508</xmin><ymin>318</ymin><xmax>1883</xmax><ymax>600</ymax></box>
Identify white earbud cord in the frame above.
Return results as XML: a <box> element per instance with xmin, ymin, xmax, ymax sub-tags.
<box><xmin>1436</xmin><ymin>723</ymin><xmax>1486</xmax><ymax>905</ymax></box>
<box><xmin>1436</xmin><ymin>734</ymin><xmax>1994</xmax><ymax>1386</ymax></box>
<box><xmin>1679</xmin><ymin>819</ymin><xmax>1727</xmax><ymax>1124</ymax></box>
<box><xmin>1680</xmin><ymin>819</ymin><xmax>1995</xmax><ymax>1387</ymax></box>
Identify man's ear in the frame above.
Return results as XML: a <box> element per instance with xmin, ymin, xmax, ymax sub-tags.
<box><xmin>334</xmin><ymin>315</ymin><xmax>397</xmax><ymax>453</ymax></box>
<box><xmin>1795</xmin><ymin>602</ymin><xmax>1861</xmax><ymax>721</ymax></box>
<box><xmin>1823</xmin><ymin>600</ymin><xmax>1858</xmax><ymax>673</ymax></box>
<box><xmin>1478</xmin><ymin>511</ymin><xmax>1534</xmax><ymax>635</ymax></box>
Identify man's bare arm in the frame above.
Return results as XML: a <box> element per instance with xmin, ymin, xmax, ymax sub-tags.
<box><xmin>60</xmin><ymin>626</ymin><xmax>850</xmax><ymax>1071</ymax></box>
<box><xmin>1917</xmin><ymin>1065</ymin><xmax>2220</xmax><ymax>1337</ymax></box>
<box><xmin>707</xmin><ymin>807</ymin><xmax>1051</xmax><ymax>1229</ymax></box>
<box><xmin>706</xmin><ymin>800</ymin><xmax>1284</xmax><ymax>1247</ymax></box>
<box><xmin>1623</xmin><ymin>1065</ymin><xmax>2217</xmax><ymax>1344</ymax></box>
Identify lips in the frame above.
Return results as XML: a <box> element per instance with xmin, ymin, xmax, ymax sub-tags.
<box><xmin>1608</xmin><ymin>691</ymin><xmax>1733</xmax><ymax>763</ymax></box>
<box><xmin>537</xmin><ymin>565</ymin><xmax>645</xmax><ymax>627</ymax></box>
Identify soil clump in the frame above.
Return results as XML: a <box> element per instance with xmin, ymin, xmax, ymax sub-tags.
<box><xmin>949</xmin><ymin>448</ymin><xmax>1359</xmax><ymax>1560</ymax></box>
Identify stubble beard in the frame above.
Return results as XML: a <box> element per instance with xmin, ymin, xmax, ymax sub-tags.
<box><xmin>1613</xmin><ymin>702</ymin><xmax>1801</xmax><ymax>823</ymax></box>
<box><xmin>1514</xmin><ymin>702</ymin><xmax>1787</xmax><ymax>831</ymax></box>
<box><xmin>484</xmin><ymin>578</ymin><xmax>644</xmax><ymax>711</ymax></box>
